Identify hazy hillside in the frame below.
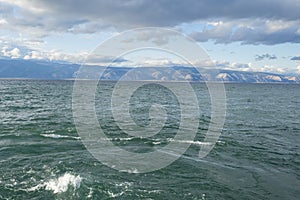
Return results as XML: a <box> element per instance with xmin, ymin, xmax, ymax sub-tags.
<box><xmin>0</xmin><ymin>59</ymin><xmax>299</xmax><ymax>83</ymax></box>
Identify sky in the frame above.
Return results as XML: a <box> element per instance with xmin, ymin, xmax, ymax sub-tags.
<box><xmin>0</xmin><ymin>0</ymin><xmax>300</xmax><ymax>75</ymax></box>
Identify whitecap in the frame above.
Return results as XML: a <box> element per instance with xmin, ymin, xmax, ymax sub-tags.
<box><xmin>87</xmin><ymin>187</ymin><xmax>93</xmax><ymax>198</ymax></box>
<box><xmin>113</xmin><ymin>137</ymin><xmax>134</xmax><ymax>141</ymax></box>
<box><xmin>167</xmin><ymin>138</ymin><xmax>212</xmax><ymax>145</ymax></box>
<box><xmin>27</xmin><ymin>172</ymin><xmax>82</xmax><ymax>194</ymax></box>
<box><xmin>44</xmin><ymin>173</ymin><xmax>82</xmax><ymax>194</ymax></box>
<box><xmin>40</xmin><ymin>133</ymin><xmax>80</xmax><ymax>140</ymax></box>
<box><xmin>216</xmin><ymin>140</ymin><xmax>225</xmax><ymax>145</ymax></box>
<box><xmin>152</xmin><ymin>141</ymin><xmax>162</xmax><ymax>145</ymax></box>
<box><xmin>107</xmin><ymin>190</ymin><xmax>125</xmax><ymax>198</ymax></box>
<box><xmin>115</xmin><ymin>182</ymin><xmax>133</xmax><ymax>188</ymax></box>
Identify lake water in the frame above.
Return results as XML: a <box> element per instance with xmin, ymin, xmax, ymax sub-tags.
<box><xmin>0</xmin><ymin>80</ymin><xmax>299</xmax><ymax>199</ymax></box>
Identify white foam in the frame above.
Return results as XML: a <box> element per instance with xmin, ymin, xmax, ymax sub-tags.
<box><xmin>40</xmin><ymin>133</ymin><xmax>80</xmax><ymax>140</ymax></box>
<box><xmin>152</xmin><ymin>141</ymin><xmax>162</xmax><ymax>145</ymax></box>
<box><xmin>216</xmin><ymin>140</ymin><xmax>225</xmax><ymax>145</ymax></box>
<box><xmin>112</xmin><ymin>137</ymin><xmax>134</xmax><ymax>141</ymax></box>
<box><xmin>27</xmin><ymin>184</ymin><xmax>43</xmax><ymax>192</ymax></box>
<box><xmin>115</xmin><ymin>182</ymin><xmax>133</xmax><ymax>188</ymax></box>
<box><xmin>167</xmin><ymin>139</ymin><xmax>212</xmax><ymax>145</ymax></box>
<box><xmin>45</xmin><ymin>130</ymin><xmax>55</xmax><ymax>133</ymax></box>
<box><xmin>44</xmin><ymin>173</ymin><xmax>82</xmax><ymax>194</ymax></box>
<box><xmin>28</xmin><ymin>173</ymin><xmax>82</xmax><ymax>194</ymax></box>
<box><xmin>87</xmin><ymin>187</ymin><xmax>93</xmax><ymax>198</ymax></box>
<box><xmin>107</xmin><ymin>190</ymin><xmax>125</xmax><ymax>198</ymax></box>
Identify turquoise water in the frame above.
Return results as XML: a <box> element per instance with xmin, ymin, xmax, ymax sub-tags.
<box><xmin>0</xmin><ymin>80</ymin><xmax>299</xmax><ymax>199</ymax></box>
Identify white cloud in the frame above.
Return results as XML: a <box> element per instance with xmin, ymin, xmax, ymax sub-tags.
<box><xmin>190</xmin><ymin>19</ymin><xmax>300</xmax><ymax>45</ymax></box>
<box><xmin>139</xmin><ymin>59</ymin><xmax>180</xmax><ymax>67</ymax></box>
<box><xmin>10</xmin><ymin>47</ymin><xmax>20</xmax><ymax>58</ymax></box>
<box><xmin>211</xmin><ymin>60</ymin><xmax>294</xmax><ymax>74</ymax></box>
<box><xmin>1</xmin><ymin>46</ymin><xmax>21</xmax><ymax>58</ymax></box>
<box><xmin>297</xmin><ymin>66</ymin><xmax>300</xmax><ymax>74</ymax></box>
<box><xmin>22</xmin><ymin>49</ymin><xmax>89</xmax><ymax>63</ymax></box>
<box><xmin>23</xmin><ymin>55</ymin><xmax>30</xmax><ymax>60</ymax></box>
<box><xmin>1</xmin><ymin>46</ymin><xmax>9</xmax><ymax>57</ymax></box>
<box><xmin>0</xmin><ymin>0</ymin><xmax>45</xmax><ymax>13</ymax></box>
<box><xmin>214</xmin><ymin>61</ymin><xmax>252</xmax><ymax>71</ymax></box>
<box><xmin>0</xmin><ymin>18</ymin><xmax>8</xmax><ymax>25</ymax></box>
<box><xmin>259</xmin><ymin>65</ymin><xmax>287</xmax><ymax>74</ymax></box>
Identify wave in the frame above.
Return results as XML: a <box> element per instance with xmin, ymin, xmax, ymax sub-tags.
<box><xmin>102</xmin><ymin>138</ymin><xmax>225</xmax><ymax>146</ymax></box>
<box><xmin>105</xmin><ymin>182</ymin><xmax>133</xmax><ymax>198</ymax></box>
<box><xmin>107</xmin><ymin>190</ymin><xmax>125</xmax><ymax>198</ymax></box>
<box><xmin>167</xmin><ymin>139</ymin><xmax>212</xmax><ymax>145</ymax></box>
<box><xmin>40</xmin><ymin>133</ymin><xmax>80</xmax><ymax>140</ymax></box>
<box><xmin>28</xmin><ymin>172</ymin><xmax>82</xmax><ymax>194</ymax></box>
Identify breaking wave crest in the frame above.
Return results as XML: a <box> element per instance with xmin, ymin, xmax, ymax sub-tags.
<box><xmin>40</xmin><ymin>133</ymin><xmax>80</xmax><ymax>140</ymax></box>
<box><xmin>28</xmin><ymin>172</ymin><xmax>82</xmax><ymax>194</ymax></box>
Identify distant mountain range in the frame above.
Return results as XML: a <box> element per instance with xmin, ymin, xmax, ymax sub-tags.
<box><xmin>0</xmin><ymin>59</ymin><xmax>299</xmax><ymax>83</ymax></box>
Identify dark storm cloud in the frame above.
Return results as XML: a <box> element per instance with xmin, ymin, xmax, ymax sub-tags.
<box><xmin>1</xmin><ymin>0</ymin><xmax>300</xmax><ymax>45</ymax></box>
<box><xmin>255</xmin><ymin>54</ymin><xmax>277</xmax><ymax>61</ymax></box>
<box><xmin>27</xmin><ymin>0</ymin><xmax>300</xmax><ymax>26</ymax></box>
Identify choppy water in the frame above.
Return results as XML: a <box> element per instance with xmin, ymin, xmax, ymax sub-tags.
<box><xmin>0</xmin><ymin>80</ymin><xmax>299</xmax><ymax>199</ymax></box>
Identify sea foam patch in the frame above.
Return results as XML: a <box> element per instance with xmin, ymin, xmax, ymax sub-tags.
<box><xmin>28</xmin><ymin>172</ymin><xmax>82</xmax><ymax>194</ymax></box>
<box><xmin>40</xmin><ymin>133</ymin><xmax>80</xmax><ymax>140</ymax></box>
<box><xmin>44</xmin><ymin>173</ymin><xmax>82</xmax><ymax>194</ymax></box>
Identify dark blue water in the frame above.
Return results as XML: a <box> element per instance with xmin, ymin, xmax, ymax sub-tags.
<box><xmin>0</xmin><ymin>80</ymin><xmax>299</xmax><ymax>199</ymax></box>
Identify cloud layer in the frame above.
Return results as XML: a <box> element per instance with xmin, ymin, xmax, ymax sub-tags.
<box><xmin>189</xmin><ymin>19</ymin><xmax>300</xmax><ymax>45</ymax></box>
<box><xmin>0</xmin><ymin>0</ymin><xmax>299</xmax><ymax>75</ymax></box>
<box><xmin>5</xmin><ymin>0</ymin><xmax>300</xmax><ymax>26</ymax></box>
<box><xmin>1</xmin><ymin>0</ymin><xmax>300</xmax><ymax>45</ymax></box>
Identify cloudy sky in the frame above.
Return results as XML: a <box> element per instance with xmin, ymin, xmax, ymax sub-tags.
<box><xmin>0</xmin><ymin>0</ymin><xmax>300</xmax><ymax>74</ymax></box>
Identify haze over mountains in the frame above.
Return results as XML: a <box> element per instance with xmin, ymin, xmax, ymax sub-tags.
<box><xmin>0</xmin><ymin>59</ymin><xmax>299</xmax><ymax>83</ymax></box>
